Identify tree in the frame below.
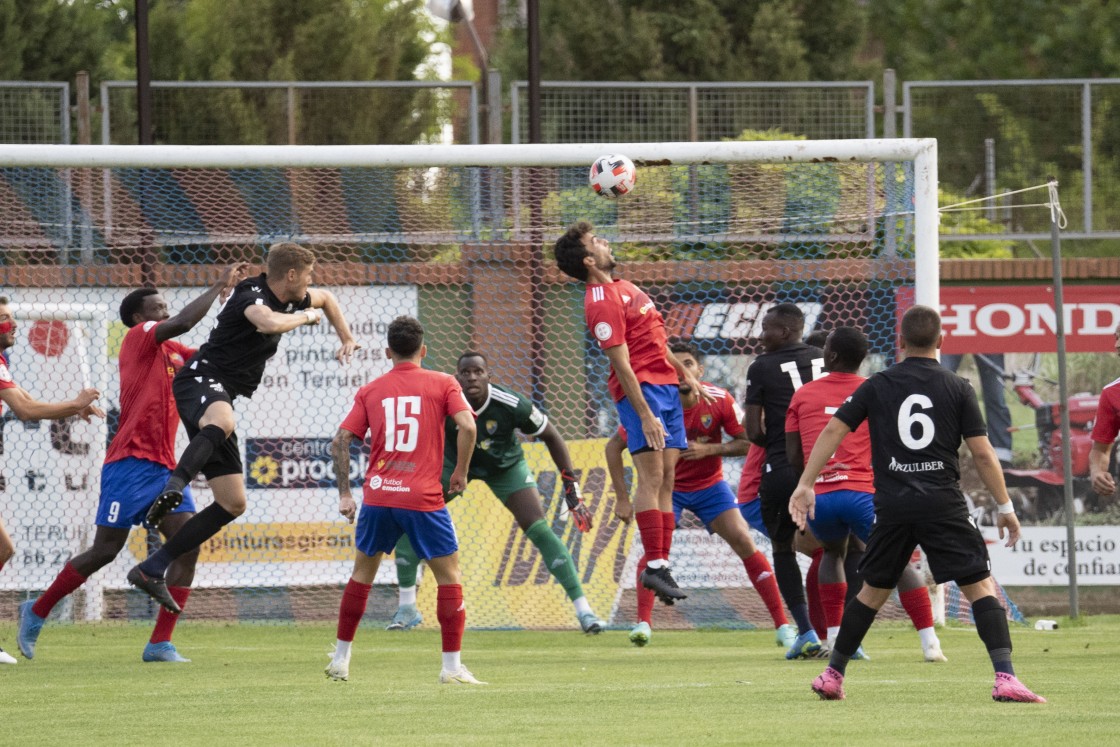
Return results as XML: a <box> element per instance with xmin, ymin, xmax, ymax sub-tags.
<box><xmin>110</xmin><ymin>0</ymin><xmax>450</xmax><ymax>145</ymax></box>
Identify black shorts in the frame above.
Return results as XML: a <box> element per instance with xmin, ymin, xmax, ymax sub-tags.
<box><xmin>859</xmin><ymin>512</ymin><xmax>991</xmax><ymax>588</ymax></box>
<box><xmin>172</xmin><ymin>374</ymin><xmax>242</xmax><ymax>480</ymax></box>
<box><xmin>759</xmin><ymin>464</ymin><xmax>799</xmax><ymax>545</ymax></box>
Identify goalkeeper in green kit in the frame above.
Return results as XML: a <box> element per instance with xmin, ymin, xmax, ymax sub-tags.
<box><xmin>387</xmin><ymin>351</ymin><xmax>604</xmax><ymax>633</ymax></box>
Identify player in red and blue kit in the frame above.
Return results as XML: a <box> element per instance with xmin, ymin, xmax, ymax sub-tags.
<box><xmin>786</xmin><ymin>326</ymin><xmax>945</xmax><ymax>663</ymax></box>
<box><xmin>555</xmin><ymin>222</ymin><xmax>708</xmax><ymax>613</ymax></box>
<box><xmin>1090</xmin><ymin>321</ymin><xmax>1120</xmax><ymax>497</ymax></box>
<box><xmin>326</xmin><ymin>316</ymin><xmax>484</xmax><ymax>685</ymax></box>
<box><xmin>0</xmin><ymin>296</ymin><xmax>104</xmax><ymax>665</ymax></box>
<box><xmin>606</xmin><ymin>342</ymin><xmax>789</xmax><ymax>646</ymax></box>
<box><xmin>17</xmin><ymin>266</ymin><xmax>246</xmax><ymax>663</ymax></box>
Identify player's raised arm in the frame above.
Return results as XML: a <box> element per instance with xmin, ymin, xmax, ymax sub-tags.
<box><xmin>965</xmin><ymin>434</ymin><xmax>1021</xmax><ymax>547</ymax></box>
<box><xmin>155</xmin><ymin>262</ymin><xmax>250</xmax><ymax>343</ymax></box>
<box><xmin>604</xmin><ymin>344</ymin><xmax>666</xmax><ymax>451</ymax></box>
<box><xmin>331</xmin><ymin>427</ymin><xmax>358</xmax><ymax>524</ymax></box>
<box><xmin>448</xmin><ymin>409</ymin><xmax>476</xmax><ymax>495</ymax></box>
<box><xmin>308</xmin><ymin>287</ymin><xmax>360</xmax><ymax>364</ymax></box>
<box><xmin>788</xmin><ymin>417</ymin><xmax>851</xmax><ymax>530</ymax></box>
<box><xmin>604</xmin><ymin>431</ymin><xmax>633</xmax><ymax>524</ymax></box>
<box><xmin>0</xmin><ymin>385</ymin><xmax>103</xmax><ymax>423</ymax></box>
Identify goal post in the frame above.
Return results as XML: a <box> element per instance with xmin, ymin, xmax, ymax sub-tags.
<box><xmin>0</xmin><ymin>140</ymin><xmax>940</xmax><ymax>629</ymax></box>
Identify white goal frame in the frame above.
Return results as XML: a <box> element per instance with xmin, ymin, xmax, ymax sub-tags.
<box><xmin>0</xmin><ymin>139</ymin><xmax>940</xmax><ymax>310</ymax></box>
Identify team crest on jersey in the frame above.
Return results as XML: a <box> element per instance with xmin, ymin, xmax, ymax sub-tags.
<box><xmin>594</xmin><ymin>322</ymin><xmax>613</xmax><ymax>341</ymax></box>
<box><xmin>485</xmin><ymin>419</ymin><xmax>497</xmax><ymax>435</ymax></box>
<box><xmin>701</xmin><ymin>414</ymin><xmax>712</xmax><ymax>428</ymax></box>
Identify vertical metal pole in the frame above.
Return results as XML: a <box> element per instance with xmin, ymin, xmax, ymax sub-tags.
<box><xmin>527</xmin><ymin>0</ymin><xmax>541</xmax><ymax>145</ymax></box>
<box><xmin>913</xmin><ymin>141</ymin><xmax>940</xmax><ymax>310</ymax></box>
<box><xmin>1049</xmin><ymin>180</ymin><xmax>1079</xmax><ymax>619</ymax></box>
<box><xmin>487</xmin><ymin>69</ymin><xmax>502</xmax><ymax>146</ymax></box>
<box><xmin>984</xmin><ymin>138</ymin><xmax>997</xmax><ymax>223</ymax></box>
<box><xmin>60</xmin><ymin>83</ymin><xmax>72</xmax><ymax>145</ymax></box>
<box><xmin>688</xmin><ymin>85</ymin><xmax>698</xmax><ymax>142</ymax></box>
<box><xmin>883</xmin><ymin>70</ymin><xmax>898</xmax><ymax>258</ymax></box>
<box><xmin>1082</xmin><ymin>83</ymin><xmax>1093</xmax><ymax>234</ymax></box>
<box><xmin>76</xmin><ymin>72</ymin><xmax>93</xmax><ymax>265</ymax></box>
<box><xmin>287</xmin><ymin>86</ymin><xmax>297</xmax><ymax>145</ymax></box>
<box><xmin>135</xmin><ymin>0</ymin><xmax>157</xmax><ymax>288</ymax></box>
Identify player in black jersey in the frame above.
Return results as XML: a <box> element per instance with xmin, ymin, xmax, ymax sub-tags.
<box><xmin>744</xmin><ymin>302</ymin><xmax>825</xmax><ymax>658</ymax></box>
<box><xmin>791</xmin><ymin>305</ymin><xmax>1044</xmax><ymax>703</ymax></box>
<box><xmin>127</xmin><ymin>243</ymin><xmax>360</xmax><ymax>612</ymax></box>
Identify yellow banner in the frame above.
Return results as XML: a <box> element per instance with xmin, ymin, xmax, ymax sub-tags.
<box><xmin>417</xmin><ymin>437</ymin><xmax>635</xmax><ymax>629</ymax></box>
<box><xmin>128</xmin><ymin>521</ymin><xmax>355</xmax><ymax>563</ymax></box>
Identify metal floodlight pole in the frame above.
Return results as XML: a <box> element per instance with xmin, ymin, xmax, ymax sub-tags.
<box><xmin>527</xmin><ymin>0</ymin><xmax>541</xmax><ymax>145</ymax></box>
<box><xmin>427</xmin><ymin>0</ymin><xmax>493</xmax><ymax>143</ymax></box>
<box><xmin>1048</xmin><ymin>179</ymin><xmax>1079</xmax><ymax>619</ymax></box>
<box><xmin>135</xmin><ymin>0</ymin><xmax>152</xmax><ymax>146</ymax></box>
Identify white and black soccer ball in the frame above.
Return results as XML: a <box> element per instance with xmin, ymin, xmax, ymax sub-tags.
<box><xmin>589</xmin><ymin>154</ymin><xmax>637</xmax><ymax>198</ymax></box>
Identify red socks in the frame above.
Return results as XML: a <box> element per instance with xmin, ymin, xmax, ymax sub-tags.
<box><xmin>661</xmin><ymin>511</ymin><xmax>675</xmax><ymax>561</ymax></box>
<box><xmin>436</xmin><ymin>583</ymin><xmax>465</xmax><ymax>653</ymax></box>
<box><xmin>32</xmin><ymin>562</ymin><xmax>88</xmax><ymax>619</ymax></box>
<box><xmin>635</xmin><ymin>552</ymin><xmax>655</xmax><ymax>624</ymax></box>
<box><xmin>150</xmin><ymin>587</ymin><xmax>192</xmax><ymax>643</ymax></box>
<box><xmin>635</xmin><ymin>510</ymin><xmax>664</xmax><ymax>562</ymax></box>
<box><xmin>743</xmin><ymin>551</ymin><xmax>788</xmax><ymax>628</ymax></box>
<box><xmin>336</xmin><ymin>578</ymin><xmax>372</xmax><ymax>642</ymax></box>
<box><xmin>899</xmin><ymin>586</ymin><xmax>935</xmax><ymax>630</ymax></box>
<box><xmin>819</xmin><ymin>582</ymin><xmax>848</xmax><ymax>631</ymax></box>
<box><xmin>806</xmin><ymin>548</ymin><xmax>826</xmax><ymax>638</ymax></box>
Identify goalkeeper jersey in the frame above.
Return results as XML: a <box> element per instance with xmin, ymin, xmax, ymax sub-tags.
<box><xmin>443</xmin><ymin>383</ymin><xmax>548</xmax><ymax>479</ymax></box>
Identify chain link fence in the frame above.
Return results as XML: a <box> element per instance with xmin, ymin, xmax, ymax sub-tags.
<box><xmin>0</xmin><ymin>82</ymin><xmax>70</xmax><ymax>144</ymax></box>
<box><xmin>904</xmin><ymin>79</ymin><xmax>1120</xmax><ymax>241</ymax></box>
<box><xmin>510</xmin><ymin>81</ymin><xmax>875</xmax><ymax>144</ymax></box>
<box><xmin>101</xmin><ymin>81</ymin><xmax>479</xmax><ymax>146</ymax></box>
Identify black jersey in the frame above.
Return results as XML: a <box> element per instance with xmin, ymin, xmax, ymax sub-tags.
<box><xmin>745</xmin><ymin>342</ymin><xmax>824</xmax><ymax>469</ymax></box>
<box><xmin>834</xmin><ymin>356</ymin><xmax>987</xmax><ymax>522</ymax></box>
<box><xmin>179</xmin><ymin>273</ymin><xmax>310</xmax><ymax>398</ymax></box>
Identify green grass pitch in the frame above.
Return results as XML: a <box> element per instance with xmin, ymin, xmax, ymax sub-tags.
<box><xmin>3</xmin><ymin>617</ymin><xmax>1118</xmax><ymax>745</ymax></box>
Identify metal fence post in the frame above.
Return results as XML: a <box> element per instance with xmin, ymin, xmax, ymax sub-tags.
<box><xmin>287</xmin><ymin>86</ymin><xmax>297</xmax><ymax>145</ymax></box>
<box><xmin>1083</xmin><ymin>83</ymin><xmax>1093</xmax><ymax>233</ymax></box>
<box><xmin>76</xmin><ymin>72</ymin><xmax>93</xmax><ymax>264</ymax></box>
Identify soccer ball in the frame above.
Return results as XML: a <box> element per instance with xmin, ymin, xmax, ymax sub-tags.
<box><xmin>589</xmin><ymin>154</ymin><xmax>637</xmax><ymax>198</ymax></box>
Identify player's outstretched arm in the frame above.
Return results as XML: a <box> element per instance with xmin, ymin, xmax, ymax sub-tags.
<box><xmin>308</xmin><ymin>288</ymin><xmax>360</xmax><ymax>364</ymax></box>
<box><xmin>1090</xmin><ymin>441</ymin><xmax>1117</xmax><ymax>496</ymax></box>
<box><xmin>539</xmin><ymin>422</ymin><xmax>593</xmax><ymax>532</ymax></box>
<box><xmin>155</xmin><ymin>262</ymin><xmax>250</xmax><ymax>343</ymax></box>
<box><xmin>683</xmin><ymin>430</ymin><xmax>749</xmax><ymax>460</ymax></box>
<box><xmin>604</xmin><ymin>344</ymin><xmax>666</xmax><ymax>451</ymax></box>
<box><xmin>448</xmin><ymin>409</ymin><xmax>476</xmax><ymax>495</ymax></box>
<box><xmin>604</xmin><ymin>432</ymin><xmax>633</xmax><ymax>524</ymax></box>
<box><xmin>0</xmin><ymin>386</ymin><xmax>103</xmax><ymax>423</ymax></box>
<box><xmin>245</xmin><ymin>302</ymin><xmax>322</xmax><ymax>336</ymax></box>
<box><xmin>331</xmin><ymin>428</ymin><xmax>358</xmax><ymax>524</ymax></box>
<box><xmin>785</xmin><ymin>431</ymin><xmax>805</xmax><ymax>474</ymax></box>
<box><xmin>789</xmin><ymin>417</ymin><xmax>851</xmax><ymax>530</ymax></box>
<box><xmin>965</xmin><ymin>434</ymin><xmax>1021</xmax><ymax>547</ymax></box>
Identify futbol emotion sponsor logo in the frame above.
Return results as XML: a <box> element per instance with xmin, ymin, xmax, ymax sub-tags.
<box><xmin>593</xmin><ymin>322</ymin><xmax>613</xmax><ymax>341</ymax></box>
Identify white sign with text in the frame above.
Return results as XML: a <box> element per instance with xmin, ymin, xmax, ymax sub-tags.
<box><xmin>984</xmin><ymin>525</ymin><xmax>1120</xmax><ymax>586</ymax></box>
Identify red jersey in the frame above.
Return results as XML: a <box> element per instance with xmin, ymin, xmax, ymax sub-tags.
<box><xmin>585</xmin><ymin>279</ymin><xmax>678</xmax><ymax>402</ymax></box>
<box><xmin>618</xmin><ymin>382</ymin><xmax>744</xmax><ymax>492</ymax></box>
<box><xmin>737</xmin><ymin>444</ymin><xmax>765</xmax><ymax>505</ymax></box>
<box><xmin>1091</xmin><ymin>375</ymin><xmax>1120</xmax><ymax>444</ymax></box>
<box><xmin>786</xmin><ymin>372</ymin><xmax>875</xmax><ymax>495</ymax></box>
<box><xmin>0</xmin><ymin>354</ymin><xmax>18</xmax><ymax>416</ymax></box>
<box><xmin>106</xmin><ymin>321</ymin><xmax>194</xmax><ymax>469</ymax></box>
<box><xmin>341</xmin><ymin>362</ymin><xmax>470</xmax><ymax>511</ymax></box>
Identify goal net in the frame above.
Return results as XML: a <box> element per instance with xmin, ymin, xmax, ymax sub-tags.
<box><xmin>0</xmin><ymin>140</ymin><xmax>939</xmax><ymax>630</ymax></box>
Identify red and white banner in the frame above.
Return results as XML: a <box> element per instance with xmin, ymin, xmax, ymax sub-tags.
<box><xmin>900</xmin><ymin>285</ymin><xmax>1120</xmax><ymax>354</ymax></box>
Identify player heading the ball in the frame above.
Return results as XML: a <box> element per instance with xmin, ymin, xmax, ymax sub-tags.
<box><xmin>554</xmin><ymin>221</ymin><xmax>710</xmax><ymax>616</ymax></box>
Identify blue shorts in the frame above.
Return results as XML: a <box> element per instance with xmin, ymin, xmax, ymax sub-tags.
<box><xmin>673</xmin><ymin>481</ymin><xmax>738</xmax><ymax>532</ymax></box>
<box><xmin>96</xmin><ymin>457</ymin><xmax>196</xmax><ymax>529</ymax></box>
<box><xmin>738</xmin><ymin>500</ymin><xmax>768</xmax><ymax>538</ymax></box>
<box><xmin>808</xmin><ymin>489</ymin><xmax>876</xmax><ymax>543</ymax></box>
<box><xmin>355</xmin><ymin>505</ymin><xmax>458</xmax><ymax>560</ymax></box>
<box><xmin>616</xmin><ymin>383</ymin><xmax>687</xmax><ymax>453</ymax></box>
